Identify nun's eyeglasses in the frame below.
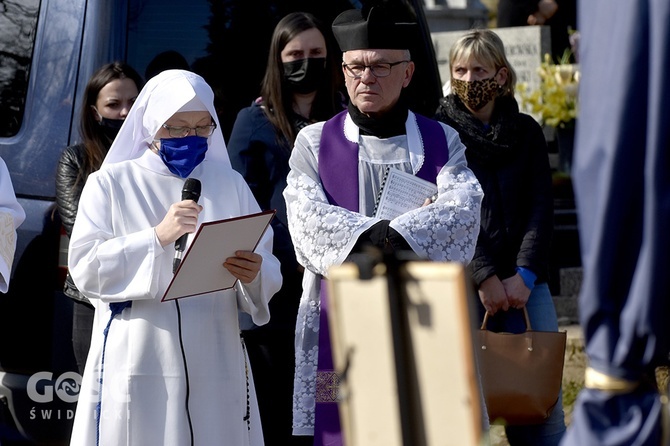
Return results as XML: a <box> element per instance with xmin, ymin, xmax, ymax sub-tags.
<box><xmin>161</xmin><ymin>122</ymin><xmax>217</xmax><ymax>138</ymax></box>
<box><xmin>342</xmin><ymin>60</ymin><xmax>410</xmax><ymax>79</ymax></box>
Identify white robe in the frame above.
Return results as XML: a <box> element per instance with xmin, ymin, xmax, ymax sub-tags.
<box><xmin>0</xmin><ymin>156</ymin><xmax>25</xmax><ymax>293</ymax></box>
<box><xmin>284</xmin><ymin>111</ymin><xmax>484</xmax><ymax>435</ymax></box>
<box><xmin>68</xmin><ymin>150</ymin><xmax>282</xmax><ymax>446</ymax></box>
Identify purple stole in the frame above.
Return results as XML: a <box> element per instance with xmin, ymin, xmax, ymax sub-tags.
<box><xmin>313</xmin><ymin>111</ymin><xmax>448</xmax><ymax>446</ymax></box>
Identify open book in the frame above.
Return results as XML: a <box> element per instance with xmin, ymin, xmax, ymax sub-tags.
<box><xmin>161</xmin><ymin>209</ymin><xmax>275</xmax><ymax>301</ymax></box>
<box><xmin>374</xmin><ymin>168</ymin><xmax>438</xmax><ymax>220</ymax></box>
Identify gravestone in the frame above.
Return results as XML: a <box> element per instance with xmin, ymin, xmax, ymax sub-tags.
<box><xmin>431</xmin><ymin>25</ymin><xmax>551</xmax><ymax>101</ymax></box>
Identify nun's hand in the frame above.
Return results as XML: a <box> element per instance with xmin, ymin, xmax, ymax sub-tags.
<box><xmin>155</xmin><ymin>199</ymin><xmax>203</xmax><ymax>247</ymax></box>
<box><xmin>224</xmin><ymin>250</ymin><xmax>262</xmax><ymax>284</ymax></box>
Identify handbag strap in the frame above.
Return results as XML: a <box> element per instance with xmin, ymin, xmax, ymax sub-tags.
<box><xmin>481</xmin><ymin>307</ymin><xmax>533</xmax><ymax>331</ymax></box>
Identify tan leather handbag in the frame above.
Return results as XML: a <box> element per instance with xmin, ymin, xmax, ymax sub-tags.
<box><xmin>477</xmin><ymin>307</ymin><xmax>566</xmax><ymax>425</ymax></box>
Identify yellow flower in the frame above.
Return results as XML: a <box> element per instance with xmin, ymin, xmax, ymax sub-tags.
<box><xmin>518</xmin><ymin>51</ymin><xmax>579</xmax><ymax>129</ymax></box>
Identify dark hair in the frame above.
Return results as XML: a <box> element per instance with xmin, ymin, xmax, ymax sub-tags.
<box><xmin>260</xmin><ymin>11</ymin><xmax>344</xmax><ymax>147</ymax></box>
<box><xmin>79</xmin><ymin>61</ymin><xmax>143</xmax><ymax>183</ymax></box>
<box><xmin>145</xmin><ymin>50</ymin><xmax>190</xmax><ymax>79</ymax></box>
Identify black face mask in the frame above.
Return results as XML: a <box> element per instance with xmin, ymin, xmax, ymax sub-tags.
<box><xmin>282</xmin><ymin>58</ymin><xmax>327</xmax><ymax>94</ymax></box>
<box><xmin>93</xmin><ymin>107</ymin><xmax>124</xmax><ymax>141</ymax></box>
<box><xmin>98</xmin><ymin>117</ymin><xmax>124</xmax><ymax>141</ymax></box>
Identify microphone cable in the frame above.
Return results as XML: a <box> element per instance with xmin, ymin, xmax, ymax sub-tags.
<box><xmin>175</xmin><ymin>299</ymin><xmax>195</xmax><ymax>446</ymax></box>
<box><xmin>174</xmin><ymin>176</ymin><xmax>199</xmax><ymax>445</ymax></box>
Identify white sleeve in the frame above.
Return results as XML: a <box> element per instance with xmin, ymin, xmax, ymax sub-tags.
<box><xmin>0</xmin><ymin>157</ymin><xmax>25</xmax><ymax>292</ymax></box>
<box><xmin>390</xmin><ymin>124</ymin><xmax>484</xmax><ymax>263</ymax></box>
<box><xmin>283</xmin><ymin>126</ymin><xmax>377</xmax><ymax>277</ymax></box>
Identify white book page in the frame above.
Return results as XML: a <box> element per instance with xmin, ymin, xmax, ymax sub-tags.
<box><xmin>374</xmin><ymin>168</ymin><xmax>438</xmax><ymax>220</ymax></box>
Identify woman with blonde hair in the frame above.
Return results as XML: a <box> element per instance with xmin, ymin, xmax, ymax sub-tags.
<box><xmin>435</xmin><ymin>29</ymin><xmax>566</xmax><ymax>445</ymax></box>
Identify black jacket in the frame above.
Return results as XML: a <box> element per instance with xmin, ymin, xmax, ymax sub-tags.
<box><xmin>227</xmin><ymin>102</ymin><xmax>302</xmax><ymax>331</ymax></box>
<box><xmin>55</xmin><ymin>143</ymin><xmax>88</xmax><ymax>303</ymax></box>
<box><xmin>436</xmin><ymin>95</ymin><xmax>554</xmax><ymax>287</ymax></box>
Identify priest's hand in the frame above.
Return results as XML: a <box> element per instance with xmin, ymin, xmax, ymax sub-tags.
<box><xmin>224</xmin><ymin>250</ymin><xmax>262</xmax><ymax>284</ymax></box>
<box><xmin>155</xmin><ymin>200</ymin><xmax>203</xmax><ymax>247</ymax></box>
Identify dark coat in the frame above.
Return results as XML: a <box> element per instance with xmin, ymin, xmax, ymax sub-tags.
<box><xmin>436</xmin><ymin>95</ymin><xmax>554</xmax><ymax>287</ymax></box>
<box><xmin>55</xmin><ymin>143</ymin><xmax>88</xmax><ymax>302</ymax></box>
<box><xmin>227</xmin><ymin>102</ymin><xmax>302</xmax><ymax>331</ymax></box>
<box><xmin>226</xmin><ymin>101</ymin><xmax>307</xmax><ymax>445</ymax></box>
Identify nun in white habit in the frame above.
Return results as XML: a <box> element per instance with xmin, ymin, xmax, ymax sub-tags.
<box><xmin>68</xmin><ymin>69</ymin><xmax>282</xmax><ymax>446</ymax></box>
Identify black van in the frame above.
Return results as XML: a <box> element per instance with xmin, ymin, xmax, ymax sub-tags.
<box><xmin>0</xmin><ymin>0</ymin><xmax>444</xmax><ymax>444</ymax></box>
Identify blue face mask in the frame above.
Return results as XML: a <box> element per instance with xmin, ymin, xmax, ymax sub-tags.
<box><xmin>157</xmin><ymin>135</ymin><xmax>208</xmax><ymax>178</ymax></box>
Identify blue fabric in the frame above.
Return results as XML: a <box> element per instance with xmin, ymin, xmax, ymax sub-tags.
<box><xmin>561</xmin><ymin>0</ymin><xmax>670</xmax><ymax>444</ymax></box>
<box><xmin>515</xmin><ymin>266</ymin><xmax>537</xmax><ymax>290</ymax></box>
<box><xmin>158</xmin><ymin>135</ymin><xmax>208</xmax><ymax>178</ymax></box>
<box><xmin>523</xmin><ymin>283</ymin><xmax>559</xmax><ymax>332</ymax></box>
<box><xmin>506</xmin><ymin>393</ymin><xmax>566</xmax><ymax>446</ymax></box>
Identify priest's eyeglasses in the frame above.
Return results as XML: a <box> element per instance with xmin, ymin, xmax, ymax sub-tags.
<box><xmin>342</xmin><ymin>60</ymin><xmax>410</xmax><ymax>79</ymax></box>
<box><xmin>161</xmin><ymin>122</ymin><xmax>217</xmax><ymax>138</ymax></box>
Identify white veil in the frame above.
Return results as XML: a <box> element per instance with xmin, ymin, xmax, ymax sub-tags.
<box><xmin>102</xmin><ymin>69</ymin><xmax>231</xmax><ymax>168</ymax></box>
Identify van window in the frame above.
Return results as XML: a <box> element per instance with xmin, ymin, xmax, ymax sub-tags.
<box><xmin>0</xmin><ymin>0</ymin><xmax>40</xmax><ymax>137</ymax></box>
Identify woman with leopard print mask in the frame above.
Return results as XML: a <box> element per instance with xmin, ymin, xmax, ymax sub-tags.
<box><xmin>435</xmin><ymin>29</ymin><xmax>566</xmax><ymax>446</ymax></box>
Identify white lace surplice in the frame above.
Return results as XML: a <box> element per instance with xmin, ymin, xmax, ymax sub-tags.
<box><xmin>284</xmin><ymin>112</ymin><xmax>483</xmax><ymax>435</ymax></box>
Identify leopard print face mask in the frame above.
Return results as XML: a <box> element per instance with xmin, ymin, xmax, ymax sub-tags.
<box><xmin>451</xmin><ymin>76</ymin><xmax>501</xmax><ymax>111</ymax></box>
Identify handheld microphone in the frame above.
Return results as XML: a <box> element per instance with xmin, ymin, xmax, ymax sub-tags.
<box><xmin>173</xmin><ymin>178</ymin><xmax>202</xmax><ymax>273</ymax></box>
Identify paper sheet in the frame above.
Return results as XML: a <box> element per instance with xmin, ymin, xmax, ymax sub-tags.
<box><xmin>374</xmin><ymin>168</ymin><xmax>438</xmax><ymax>220</ymax></box>
<box><xmin>161</xmin><ymin>209</ymin><xmax>275</xmax><ymax>301</ymax></box>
